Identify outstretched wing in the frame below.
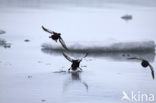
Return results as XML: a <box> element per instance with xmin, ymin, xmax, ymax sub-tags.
<box><xmin>149</xmin><ymin>64</ymin><xmax>155</xmax><ymax>79</ymax></box>
<box><xmin>63</xmin><ymin>52</ymin><xmax>73</xmax><ymax>62</ymax></box>
<box><xmin>128</xmin><ymin>57</ymin><xmax>143</xmax><ymax>61</ymax></box>
<box><xmin>59</xmin><ymin>37</ymin><xmax>69</xmax><ymax>50</ymax></box>
<box><xmin>79</xmin><ymin>53</ymin><xmax>88</xmax><ymax>62</ymax></box>
<box><xmin>42</xmin><ymin>26</ymin><xmax>54</xmax><ymax>34</ymax></box>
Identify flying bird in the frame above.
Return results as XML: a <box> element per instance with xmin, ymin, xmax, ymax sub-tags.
<box><xmin>63</xmin><ymin>52</ymin><xmax>88</xmax><ymax>72</ymax></box>
<box><xmin>42</xmin><ymin>26</ymin><xmax>68</xmax><ymax>50</ymax></box>
<box><xmin>128</xmin><ymin>57</ymin><xmax>155</xmax><ymax>79</ymax></box>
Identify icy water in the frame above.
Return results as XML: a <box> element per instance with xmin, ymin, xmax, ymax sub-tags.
<box><xmin>0</xmin><ymin>1</ymin><xmax>156</xmax><ymax>103</ymax></box>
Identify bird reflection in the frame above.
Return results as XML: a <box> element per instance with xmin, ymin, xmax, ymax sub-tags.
<box><xmin>63</xmin><ymin>71</ymin><xmax>88</xmax><ymax>92</ymax></box>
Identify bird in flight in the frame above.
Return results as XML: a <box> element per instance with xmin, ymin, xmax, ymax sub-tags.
<box><xmin>63</xmin><ymin>52</ymin><xmax>88</xmax><ymax>72</ymax></box>
<box><xmin>42</xmin><ymin>26</ymin><xmax>68</xmax><ymax>50</ymax></box>
<box><xmin>128</xmin><ymin>57</ymin><xmax>155</xmax><ymax>79</ymax></box>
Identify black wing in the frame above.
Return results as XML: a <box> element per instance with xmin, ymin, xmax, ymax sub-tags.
<box><xmin>149</xmin><ymin>64</ymin><xmax>155</xmax><ymax>79</ymax></box>
<box><xmin>42</xmin><ymin>26</ymin><xmax>54</xmax><ymax>34</ymax></box>
<box><xmin>59</xmin><ymin>37</ymin><xmax>69</xmax><ymax>50</ymax></box>
<box><xmin>63</xmin><ymin>52</ymin><xmax>73</xmax><ymax>62</ymax></box>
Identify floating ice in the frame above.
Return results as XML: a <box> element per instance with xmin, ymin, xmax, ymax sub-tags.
<box><xmin>41</xmin><ymin>41</ymin><xmax>155</xmax><ymax>61</ymax></box>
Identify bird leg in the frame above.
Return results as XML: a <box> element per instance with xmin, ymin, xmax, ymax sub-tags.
<box><xmin>68</xmin><ymin>68</ymin><xmax>71</xmax><ymax>72</ymax></box>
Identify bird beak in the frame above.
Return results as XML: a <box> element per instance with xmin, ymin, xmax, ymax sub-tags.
<box><xmin>49</xmin><ymin>36</ymin><xmax>51</xmax><ymax>38</ymax></box>
<box><xmin>55</xmin><ymin>40</ymin><xmax>57</xmax><ymax>42</ymax></box>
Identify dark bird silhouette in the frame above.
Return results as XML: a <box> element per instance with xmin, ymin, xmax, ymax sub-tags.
<box><xmin>63</xmin><ymin>52</ymin><xmax>88</xmax><ymax>72</ymax></box>
<box><xmin>128</xmin><ymin>57</ymin><xmax>155</xmax><ymax>79</ymax></box>
<box><xmin>42</xmin><ymin>26</ymin><xmax>68</xmax><ymax>50</ymax></box>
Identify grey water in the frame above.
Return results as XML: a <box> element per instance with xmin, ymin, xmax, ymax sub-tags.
<box><xmin>0</xmin><ymin>0</ymin><xmax>156</xmax><ymax>103</ymax></box>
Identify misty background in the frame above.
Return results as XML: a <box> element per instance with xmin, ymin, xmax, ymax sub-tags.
<box><xmin>1</xmin><ymin>0</ymin><xmax>156</xmax><ymax>8</ymax></box>
<box><xmin>0</xmin><ymin>0</ymin><xmax>156</xmax><ymax>103</ymax></box>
